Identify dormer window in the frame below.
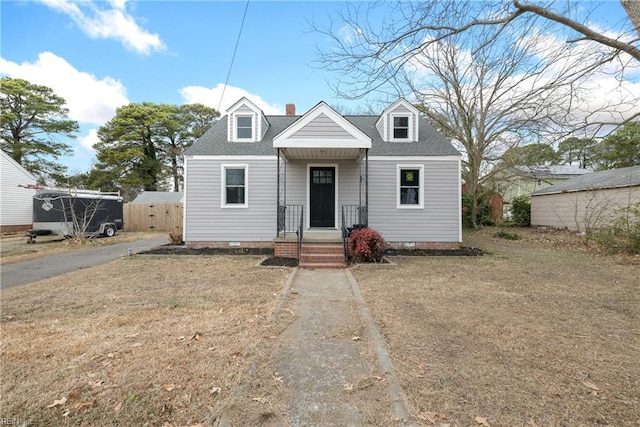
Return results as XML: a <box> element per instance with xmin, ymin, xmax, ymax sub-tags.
<box><xmin>236</xmin><ymin>116</ymin><xmax>253</xmax><ymax>139</ymax></box>
<box><xmin>393</xmin><ymin>116</ymin><xmax>409</xmax><ymax>139</ymax></box>
<box><xmin>376</xmin><ymin>99</ymin><xmax>420</xmax><ymax>142</ymax></box>
<box><xmin>226</xmin><ymin>97</ymin><xmax>269</xmax><ymax>142</ymax></box>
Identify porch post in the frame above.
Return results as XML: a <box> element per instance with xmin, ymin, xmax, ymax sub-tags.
<box><xmin>276</xmin><ymin>148</ymin><xmax>280</xmax><ymax>236</ymax></box>
<box><xmin>365</xmin><ymin>148</ymin><xmax>369</xmax><ymax>226</ymax></box>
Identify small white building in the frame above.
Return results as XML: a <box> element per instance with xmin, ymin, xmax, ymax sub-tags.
<box><xmin>0</xmin><ymin>150</ymin><xmax>37</xmax><ymax>233</ymax></box>
<box><xmin>531</xmin><ymin>166</ymin><xmax>640</xmax><ymax>232</ymax></box>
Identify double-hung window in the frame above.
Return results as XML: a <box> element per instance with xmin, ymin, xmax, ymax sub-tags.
<box><xmin>393</xmin><ymin>116</ymin><xmax>409</xmax><ymax>139</ymax></box>
<box><xmin>236</xmin><ymin>116</ymin><xmax>253</xmax><ymax>140</ymax></box>
<box><xmin>397</xmin><ymin>165</ymin><xmax>424</xmax><ymax>209</ymax></box>
<box><xmin>222</xmin><ymin>165</ymin><xmax>248</xmax><ymax>208</ymax></box>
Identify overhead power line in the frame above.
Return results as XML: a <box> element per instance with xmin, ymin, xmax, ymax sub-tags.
<box><xmin>218</xmin><ymin>0</ymin><xmax>250</xmax><ymax>113</ymax></box>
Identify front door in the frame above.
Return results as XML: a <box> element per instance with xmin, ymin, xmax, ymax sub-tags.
<box><xmin>309</xmin><ymin>167</ymin><xmax>335</xmax><ymax>228</ymax></box>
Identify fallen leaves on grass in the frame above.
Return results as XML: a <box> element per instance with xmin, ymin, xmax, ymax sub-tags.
<box><xmin>210</xmin><ymin>387</ymin><xmax>221</xmax><ymax>395</ymax></box>
<box><xmin>47</xmin><ymin>397</ymin><xmax>67</xmax><ymax>408</ymax></box>
<box><xmin>417</xmin><ymin>412</ymin><xmax>449</xmax><ymax>424</ymax></box>
<box><xmin>252</xmin><ymin>397</ymin><xmax>269</xmax><ymax>404</ymax></box>
<box><xmin>73</xmin><ymin>400</ymin><xmax>95</xmax><ymax>410</ymax></box>
<box><xmin>191</xmin><ymin>332</ymin><xmax>202</xmax><ymax>341</ymax></box>
<box><xmin>582</xmin><ymin>379</ymin><xmax>600</xmax><ymax>391</ymax></box>
<box><xmin>162</xmin><ymin>383</ymin><xmax>178</xmax><ymax>392</ymax></box>
<box><xmin>475</xmin><ymin>416</ymin><xmax>491</xmax><ymax>426</ymax></box>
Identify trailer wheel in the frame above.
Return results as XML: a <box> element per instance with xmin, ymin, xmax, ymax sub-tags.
<box><xmin>104</xmin><ymin>225</ymin><xmax>116</xmax><ymax>238</ymax></box>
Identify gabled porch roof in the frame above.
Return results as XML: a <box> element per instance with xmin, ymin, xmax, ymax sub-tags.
<box><xmin>273</xmin><ymin>102</ymin><xmax>371</xmax><ymax>160</ymax></box>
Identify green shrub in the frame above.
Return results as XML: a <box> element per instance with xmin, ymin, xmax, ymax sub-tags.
<box><xmin>511</xmin><ymin>196</ymin><xmax>531</xmax><ymax>227</ymax></box>
<box><xmin>462</xmin><ymin>193</ymin><xmax>494</xmax><ymax>229</ymax></box>
<box><xmin>493</xmin><ymin>230</ymin><xmax>521</xmax><ymax>240</ymax></box>
<box><xmin>348</xmin><ymin>227</ymin><xmax>386</xmax><ymax>262</ymax></box>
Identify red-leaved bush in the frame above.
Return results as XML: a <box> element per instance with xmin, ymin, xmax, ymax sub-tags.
<box><xmin>348</xmin><ymin>227</ymin><xmax>386</xmax><ymax>263</ymax></box>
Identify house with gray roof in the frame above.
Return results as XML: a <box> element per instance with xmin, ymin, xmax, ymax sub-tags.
<box><xmin>183</xmin><ymin>97</ymin><xmax>462</xmax><ymax>266</ymax></box>
<box><xmin>131</xmin><ymin>191</ymin><xmax>183</xmax><ymax>204</ymax></box>
<box><xmin>531</xmin><ymin>166</ymin><xmax>640</xmax><ymax>231</ymax></box>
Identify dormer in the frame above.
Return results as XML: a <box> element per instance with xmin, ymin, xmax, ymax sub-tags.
<box><xmin>226</xmin><ymin>97</ymin><xmax>269</xmax><ymax>142</ymax></box>
<box><xmin>376</xmin><ymin>98</ymin><xmax>420</xmax><ymax>142</ymax></box>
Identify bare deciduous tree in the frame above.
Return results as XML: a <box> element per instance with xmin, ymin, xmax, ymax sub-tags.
<box><xmin>315</xmin><ymin>1</ymin><xmax>638</xmax><ymax>226</ymax></box>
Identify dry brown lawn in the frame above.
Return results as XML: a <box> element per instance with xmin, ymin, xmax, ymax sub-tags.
<box><xmin>353</xmin><ymin>227</ymin><xmax>640</xmax><ymax>426</ymax></box>
<box><xmin>2</xmin><ymin>228</ymin><xmax>638</xmax><ymax>426</ymax></box>
<box><xmin>0</xmin><ymin>256</ymin><xmax>292</xmax><ymax>426</ymax></box>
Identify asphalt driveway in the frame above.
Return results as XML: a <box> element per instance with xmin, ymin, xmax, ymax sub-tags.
<box><xmin>0</xmin><ymin>236</ymin><xmax>168</xmax><ymax>290</ymax></box>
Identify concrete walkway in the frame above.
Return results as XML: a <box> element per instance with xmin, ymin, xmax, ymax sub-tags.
<box><xmin>271</xmin><ymin>268</ymin><xmax>417</xmax><ymax>426</ymax></box>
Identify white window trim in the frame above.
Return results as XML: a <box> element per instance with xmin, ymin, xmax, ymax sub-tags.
<box><xmin>397</xmin><ymin>164</ymin><xmax>424</xmax><ymax>209</ymax></box>
<box><xmin>235</xmin><ymin>114</ymin><xmax>254</xmax><ymax>141</ymax></box>
<box><xmin>390</xmin><ymin>113</ymin><xmax>413</xmax><ymax>142</ymax></box>
<box><xmin>221</xmin><ymin>164</ymin><xmax>249</xmax><ymax>208</ymax></box>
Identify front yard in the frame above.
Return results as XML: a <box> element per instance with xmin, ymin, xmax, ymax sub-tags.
<box><xmin>1</xmin><ymin>228</ymin><xmax>638</xmax><ymax>425</ymax></box>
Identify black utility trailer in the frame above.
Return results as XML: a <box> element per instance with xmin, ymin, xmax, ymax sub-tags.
<box><xmin>28</xmin><ymin>188</ymin><xmax>124</xmax><ymax>242</ymax></box>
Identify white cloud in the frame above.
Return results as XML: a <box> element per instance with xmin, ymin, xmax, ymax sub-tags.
<box><xmin>38</xmin><ymin>0</ymin><xmax>165</xmax><ymax>55</ymax></box>
<box><xmin>0</xmin><ymin>52</ymin><xmax>129</xmax><ymax>125</ymax></box>
<box><xmin>179</xmin><ymin>84</ymin><xmax>283</xmax><ymax>115</ymax></box>
<box><xmin>79</xmin><ymin>128</ymin><xmax>100</xmax><ymax>152</ymax></box>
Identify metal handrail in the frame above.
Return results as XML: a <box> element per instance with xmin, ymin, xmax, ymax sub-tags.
<box><xmin>341</xmin><ymin>205</ymin><xmax>368</xmax><ymax>264</ymax></box>
<box><xmin>297</xmin><ymin>206</ymin><xmax>304</xmax><ymax>261</ymax></box>
<box><xmin>277</xmin><ymin>204</ymin><xmax>304</xmax><ymax>261</ymax></box>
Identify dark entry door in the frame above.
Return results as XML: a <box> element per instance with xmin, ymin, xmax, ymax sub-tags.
<box><xmin>310</xmin><ymin>167</ymin><xmax>335</xmax><ymax>228</ymax></box>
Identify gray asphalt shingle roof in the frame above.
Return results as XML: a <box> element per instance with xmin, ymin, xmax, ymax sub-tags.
<box><xmin>531</xmin><ymin>166</ymin><xmax>640</xmax><ymax>196</ymax></box>
<box><xmin>511</xmin><ymin>165</ymin><xmax>592</xmax><ymax>179</ymax></box>
<box><xmin>186</xmin><ymin>115</ymin><xmax>460</xmax><ymax>157</ymax></box>
<box><xmin>131</xmin><ymin>191</ymin><xmax>184</xmax><ymax>204</ymax></box>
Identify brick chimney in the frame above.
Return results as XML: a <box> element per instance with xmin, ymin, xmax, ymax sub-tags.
<box><xmin>286</xmin><ymin>103</ymin><xmax>296</xmax><ymax>116</ymax></box>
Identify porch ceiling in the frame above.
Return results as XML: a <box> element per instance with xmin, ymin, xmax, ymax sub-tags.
<box><xmin>282</xmin><ymin>147</ymin><xmax>362</xmax><ymax>160</ymax></box>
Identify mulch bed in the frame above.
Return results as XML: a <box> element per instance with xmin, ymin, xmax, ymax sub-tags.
<box><xmin>384</xmin><ymin>246</ymin><xmax>484</xmax><ymax>256</ymax></box>
<box><xmin>140</xmin><ymin>245</ymin><xmax>484</xmax><ymax>266</ymax></box>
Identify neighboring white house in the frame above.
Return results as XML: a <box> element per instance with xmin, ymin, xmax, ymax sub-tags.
<box><xmin>0</xmin><ymin>150</ymin><xmax>37</xmax><ymax>233</ymax></box>
<box><xmin>531</xmin><ymin>166</ymin><xmax>640</xmax><ymax>231</ymax></box>
<box><xmin>183</xmin><ymin>97</ymin><xmax>462</xmax><ymax>266</ymax></box>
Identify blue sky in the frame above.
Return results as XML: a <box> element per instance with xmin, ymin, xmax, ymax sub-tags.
<box><xmin>1</xmin><ymin>1</ymin><xmax>638</xmax><ymax>174</ymax></box>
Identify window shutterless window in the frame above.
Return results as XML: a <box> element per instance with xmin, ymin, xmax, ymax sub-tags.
<box><xmin>236</xmin><ymin>116</ymin><xmax>253</xmax><ymax>139</ymax></box>
<box><xmin>393</xmin><ymin>116</ymin><xmax>409</xmax><ymax>139</ymax></box>
<box><xmin>222</xmin><ymin>165</ymin><xmax>248</xmax><ymax>208</ymax></box>
<box><xmin>397</xmin><ymin>165</ymin><xmax>424</xmax><ymax>209</ymax></box>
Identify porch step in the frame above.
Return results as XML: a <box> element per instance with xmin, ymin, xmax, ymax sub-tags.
<box><xmin>299</xmin><ymin>242</ymin><xmax>346</xmax><ymax>269</ymax></box>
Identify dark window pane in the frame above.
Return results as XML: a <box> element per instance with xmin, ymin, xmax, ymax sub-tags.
<box><xmin>226</xmin><ymin>187</ymin><xmax>245</xmax><ymax>204</ymax></box>
<box><xmin>401</xmin><ymin>169</ymin><xmax>419</xmax><ymax>186</ymax></box>
<box><xmin>400</xmin><ymin>188</ymin><xmax>419</xmax><ymax>205</ymax></box>
<box><xmin>226</xmin><ymin>168</ymin><xmax>245</xmax><ymax>185</ymax></box>
<box><xmin>237</xmin><ymin>116</ymin><xmax>252</xmax><ymax>126</ymax></box>
<box><xmin>394</xmin><ymin>128</ymin><xmax>408</xmax><ymax>139</ymax></box>
<box><xmin>394</xmin><ymin>116</ymin><xmax>409</xmax><ymax>127</ymax></box>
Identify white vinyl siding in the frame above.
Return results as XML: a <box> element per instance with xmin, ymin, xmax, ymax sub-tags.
<box><xmin>0</xmin><ymin>151</ymin><xmax>37</xmax><ymax>227</ymax></box>
<box><xmin>276</xmin><ymin>160</ymin><xmax>360</xmax><ymax>230</ymax></box>
<box><xmin>368</xmin><ymin>158</ymin><xmax>460</xmax><ymax>242</ymax></box>
<box><xmin>531</xmin><ymin>187</ymin><xmax>640</xmax><ymax>231</ymax></box>
<box><xmin>184</xmin><ymin>157</ymin><xmax>276</xmax><ymax>242</ymax></box>
<box><xmin>291</xmin><ymin>113</ymin><xmax>353</xmax><ymax>140</ymax></box>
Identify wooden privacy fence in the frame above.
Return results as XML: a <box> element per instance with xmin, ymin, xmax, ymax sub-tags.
<box><xmin>123</xmin><ymin>203</ymin><xmax>183</xmax><ymax>232</ymax></box>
